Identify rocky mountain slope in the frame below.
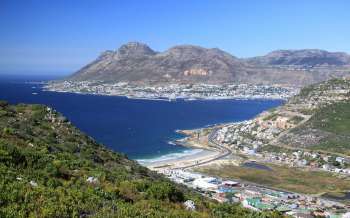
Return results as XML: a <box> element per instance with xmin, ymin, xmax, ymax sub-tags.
<box><xmin>247</xmin><ymin>49</ymin><xmax>350</xmax><ymax>66</ymax></box>
<box><xmin>70</xmin><ymin>42</ymin><xmax>247</xmax><ymax>84</ymax></box>
<box><xmin>0</xmin><ymin>101</ymin><xmax>281</xmax><ymax>217</ymax></box>
<box><xmin>68</xmin><ymin>42</ymin><xmax>350</xmax><ymax>86</ymax></box>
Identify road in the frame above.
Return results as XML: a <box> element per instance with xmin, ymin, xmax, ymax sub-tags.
<box><xmin>176</xmin><ymin>128</ymin><xmax>232</xmax><ymax>170</ymax></box>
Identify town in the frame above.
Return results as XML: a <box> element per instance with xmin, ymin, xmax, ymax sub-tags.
<box><xmin>150</xmin><ymin>78</ymin><xmax>350</xmax><ymax>217</ymax></box>
<box><xmin>44</xmin><ymin>80</ymin><xmax>298</xmax><ymax>100</ymax></box>
<box><xmin>160</xmin><ymin>168</ymin><xmax>349</xmax><ymax>217</ymax></box>
<box><xmin>212</xmin><ymin>119</ymin><xmax>350</xmax><ymax>176</ymax></box>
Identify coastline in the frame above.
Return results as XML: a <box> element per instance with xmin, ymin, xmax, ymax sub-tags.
<box><xmin>42</xmin><ymin>85</ymin><xmax>288</xmax><ymax>171</ymax></box>
<box><xmin>38</xmin><ymin>85</ymin><xmax>284</xmax><ymax>172</ymax></box>
<box><xmin>137</xmin><ymin>132</ymin><xmax>220</xmax><ymax>170</ymax></box>
<box><xmin>43</xmin><ymin>80</ymin><xmax>296</xmax><ymax>101</ymax></box>
<box><xmin>138</xmin><ymin>127</ymin><xmax>232</xmax><ymax>171</ymax></box>
<box><xmin>43</xmin><ymin>88</ymin><xmax>288</xmax><ymax>101</ymax></box>
<box><xmin>138</xmin><ymin>149</ymin><xmax>219</xmax><ymax>170</ymax></box>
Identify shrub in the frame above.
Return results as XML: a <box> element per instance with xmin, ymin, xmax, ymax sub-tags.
<box><xmin>146</xmin><ymin>182</ymin><xmax>184</xmax><ymax>202</ymax></box>
<box><xmin>0</xmin><ymin>100</ymin><xmax>8</xmax><ymax>107</ymax></box>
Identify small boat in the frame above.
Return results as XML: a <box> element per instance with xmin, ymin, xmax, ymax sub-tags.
<box><xmin>32</xmin><ymin>92</ymin><xmax>38</xmax><ymax>95</ymax></box>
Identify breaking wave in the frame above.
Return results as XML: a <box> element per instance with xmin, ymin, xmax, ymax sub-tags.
<box><xmin>136</xmin><ymin>148</ymin><xmax>204</xmax><ymax>165</ymax></box>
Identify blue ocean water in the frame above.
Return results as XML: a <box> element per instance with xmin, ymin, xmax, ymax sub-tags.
<box><xmin>0</xmin><ymin>75</ymin><xmax>283</xmax><ymax>159</ymax></box>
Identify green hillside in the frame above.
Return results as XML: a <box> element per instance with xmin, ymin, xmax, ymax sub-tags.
<box><xmin>0</xmin><ymin>101</ymin><xmax>282</xmax><ymax>218</ymax></box>
<box><xmin>279</xmin><ymin>78</ymin><xmax>350</xmax><ymax>155</ymax></box>
<box><xmin>306</xmin><ymin>101</ymin><xmax>350</xmax><ymax>155</ymax></box>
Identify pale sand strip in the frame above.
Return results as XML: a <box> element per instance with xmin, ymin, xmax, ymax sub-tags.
<box><xmin>142</xmin><ymin>149</ymin><xmax>220</xmax><ymax>171</ymax></box>
<box><xmin>140</xmin><ymin>127</ymin><xmax>230</xmax><ymax>171</ymax></box>
<box><xmin>142</xmin><ymin>131</ymin><xmax>226</xmax><ymax>171</ymax></box>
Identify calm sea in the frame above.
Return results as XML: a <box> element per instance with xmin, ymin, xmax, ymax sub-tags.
<box><xmin>0</xmin><ymin>75</ymin><xmax>283</xmax><ymax>160</ymax></box>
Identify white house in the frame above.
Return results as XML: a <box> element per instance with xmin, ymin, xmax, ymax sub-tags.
<box><xmin>193</xmin><ymin>177</ymin><xmax>219</xmax><ymax>191</ymax></box>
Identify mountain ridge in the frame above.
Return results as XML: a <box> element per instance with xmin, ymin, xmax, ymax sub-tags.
<box><xmin>247</xmin><ymin>49</ymin><xmax>350</xmax><ymax>66</ymax></box>
<box><xmin>68</xmin><ymin>42</ymin><xmax>350</xmax><ymax>86</ymax></box>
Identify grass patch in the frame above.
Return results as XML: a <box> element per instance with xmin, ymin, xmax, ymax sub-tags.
<box><xmin>196</xmin><ymin>163</ymin><xmax>350</xmax><ymax>194</ymax></box>
<box><xmin>303</xmin><ymin>101</ymin><xmax>350</xmax><ymax>154</ymax></box>
<box><xmin>261</xmin><ymin>144</ymin><xmax>295</xmax><ymax>154</ymax></box>
<box><xmin>262</xmin><ymin>112</ymin><xmax>278</xmax><ymax>121</ymax></box>
<box><xmin>310</xmin><ymin>136</ymin><xmax>350</xmax><ymax>156</ymax></box>
<box><xmin>289</xmin><ymin>116</ymin><xmax>304</xmax><ymax>125</ymax></box>
<box><xmin>310</xmin><ymin>101</ymin><xmax>350</xmax><ymax>134</ymax></box>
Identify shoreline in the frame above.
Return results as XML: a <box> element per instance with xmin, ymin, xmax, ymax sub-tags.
<box><xmin>138</xmin><ymin>128</ymin><xmax>224</xmax><ymax>171</ymax></box>
<box><xmin>139</xmin><ymin>127</ymin><xmax>233</xmax><ymax>171</ymax></box>
<box><xmin>44</xmin><ymin>88</ymin><xmax>288</xmax><ymax>101</ymax></box>
<box><xmin>41</xmin><ymin>85</ymin><xmax>279</xmax><ymax>172</ymax></box>
<box><xmin>138</xmin><ymin>149</ymin><xmax>219</xmax><ymax>170</ymax></box>
<box><xmin>42</xmin><ymin>85</ymin><xmax>292</xmax><ymax>172</ymax></box>
<box><xmin>41</xmin><ymin>83</ymin><xmax>293</xmax><ymax>101</ymax></box>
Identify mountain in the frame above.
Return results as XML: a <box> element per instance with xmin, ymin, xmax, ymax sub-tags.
<box><xmin>0</xmin><ymin>100</ymin><xmax>281</xmax><ymax>217</ymax></box>
<box><xmin>68</xmin><ymin>42</ymin><xmax>350</xmax><ymax>86</ymax></box>
<box><xmin>70</xmin><ymin>42</ymin><xmax>247</xmax><ymax>84</ymax></box>
<box><xmin>247</xmin><ymin>49</ymin><xmax>350</xmax><ymax>66</ymax></box>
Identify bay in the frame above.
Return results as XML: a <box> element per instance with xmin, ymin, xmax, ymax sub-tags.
<box><xmin>0</xmin><ymin>75</ymin><xmax>283</xmax><ymax>160</ymax></box>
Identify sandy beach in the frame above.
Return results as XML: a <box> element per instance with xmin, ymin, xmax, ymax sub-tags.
<box><xmin>139</xmin><ymin>128</ymin><xmax>231</xmax><ymax>171</ymax></box>
<box><xmin>140</xmin><ymin>149</ymin><xmax>220</xmax><ymax>170</ymax></box>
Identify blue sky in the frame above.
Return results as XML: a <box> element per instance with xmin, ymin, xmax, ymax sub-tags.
<box><xmin>1</xmin><ymin>0</ymin><xmax>350</xmax><ymax>74</ymax></box>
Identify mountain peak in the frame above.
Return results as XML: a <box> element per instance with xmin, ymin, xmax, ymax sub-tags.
<box><xmin>69</xmin><ymin>43</ymin><xmax>350</xmax><ymax>85</ymax></box>
<box><xmin>117</xmin><ymin>42</ymin><xmax>156</xmax><ymax>57</ymax></box>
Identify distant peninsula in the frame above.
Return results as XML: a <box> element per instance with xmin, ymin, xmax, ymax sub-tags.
<box><xmin>45</xmin><ymin>42</ymin><xmax>350</xmax><ymax>100</ymax></box>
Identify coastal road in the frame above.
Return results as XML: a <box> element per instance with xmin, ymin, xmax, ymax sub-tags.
<box><xmin>175</xmin><ymin>128</ymin><xmax>232</xmax><ymax>170</ymax></box>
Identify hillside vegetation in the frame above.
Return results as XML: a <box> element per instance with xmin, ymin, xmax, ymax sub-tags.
<box><xmin>0</xmin><ymin>101</ymin><xmax>282</xmax><ymax>218</ymax></box>
<box><xmin>305</xmin><ymin>101</ymin><xmax>350</xmax><ymax>155</ymax></box>
<box><xmin>279</xmin><ymin>78</ymin><xmax>350</xmax><ymax>154</ymax></box>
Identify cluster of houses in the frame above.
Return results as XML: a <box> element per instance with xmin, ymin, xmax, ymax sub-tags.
<box><xmin>215</xmin><ymin>117</ymin><xmax>286</xmax><ymax>154</ymax></box>
<box><xmin>212</xmin><ymin>78</ymin><xmax>350</xmax><ymax>175</ymax></box>
<box><xmin>258</xmin><ymin>150</ymin><xmax>350</xmax><ymax>176</ymax></box>
<box><xmin>160</xmin><ymin>169</ymin><xmax>350</xmax><ymax>217</ymax></box>
<box><xmin>45</xmin><ymin>80</ymin><xmax>297</xmax><ymax>100</ymax></box>
<box><xmin>290</xmin><ymin>79</ymin><xmax>350</xmax><ymax>110</ymax></box>
<box><xmin>214</xmin><ymin>106</ymin><xmax>310</xmax><ymax>151</ymax></box>
<box><xmin>213</xmin><ymin>115</ymin><xmax>350</xmax><ymax>176</ymax></box>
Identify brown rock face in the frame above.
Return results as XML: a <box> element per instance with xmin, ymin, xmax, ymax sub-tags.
<box><xmin>183</xmin><ymin>69</ymin><xmax>209</xmax><ymax>76</ymax></box>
